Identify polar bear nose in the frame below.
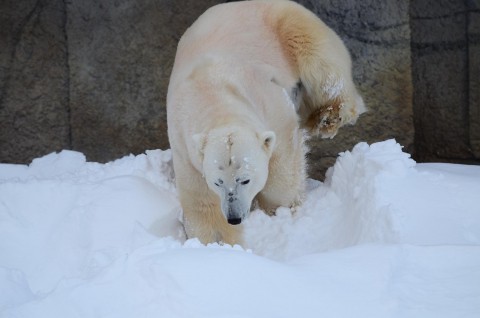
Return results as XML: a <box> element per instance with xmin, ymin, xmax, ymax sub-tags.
<box><xmin>228</xmin><ymin>217</ymin><xmax>242</xmax><ymax>225</ymax></box>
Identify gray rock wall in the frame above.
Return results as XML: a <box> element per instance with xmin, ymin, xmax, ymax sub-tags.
<box><xmin>468</xmin><ymin>1</ymin><xmax>480</xmax><ymax>158</ymax></box>
<box><xmin>0</xmin><ymin>0</ymin><xmax>70</xmax><ymax>163</ymax></box>
<box><xmin>0</xmin><ymin>0</ymin><xmax>221</xmax><ymax>163</ymax></box>
<box><xmin>1</xmin><ymin>0</ymin><xmax>479</xmax><ymax>180</ymax></box>
<box><xmin>410</xmin><ymin>0</ymin><xmax>480</xmax><ymax>164</ymax></box>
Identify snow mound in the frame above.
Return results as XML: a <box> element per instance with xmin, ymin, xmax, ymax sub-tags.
<box><xmin>1</xmin><ymin>140</ymin><xmax>480</xmax><ymax>317</ymax></box>
<box><xmin>244</xmin><ymin>139</ymin><xmax>480</xmax><ymax>260</ymax></box>
<box><xmin>244</xmin><ymin>139</ymin><xmax>416</xmax><ymax>259</ymax></box>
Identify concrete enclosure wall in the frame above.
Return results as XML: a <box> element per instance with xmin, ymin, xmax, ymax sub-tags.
<box><xmin>1</xmin><ymin>0</ymin><xmax>479</xmax><ymax>180</ymax></box>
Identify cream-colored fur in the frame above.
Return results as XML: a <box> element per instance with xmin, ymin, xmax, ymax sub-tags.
<box><xmin>167</xmin><ymin>0</ymin><xmax>364</xmax><ymax>245</ymax></box>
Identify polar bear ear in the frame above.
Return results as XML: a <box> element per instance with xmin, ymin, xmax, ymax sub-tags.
<box><xmin>261</xmin><ymin>131</ymin><xmax>276</xmax><ymax>156</ymax></box>
<box><xmin>192</xmin><ymin>133</ymin><xmax>207</xmax><ymax>155</ymax></box>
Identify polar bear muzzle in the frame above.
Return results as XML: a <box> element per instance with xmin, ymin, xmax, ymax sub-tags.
<box><xmin>223</xmin><ymin>193</ymin><xmax>249</xmax><ymax>225</ymax></box>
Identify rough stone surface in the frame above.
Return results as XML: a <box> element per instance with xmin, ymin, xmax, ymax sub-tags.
<box><xmin>469</xmin><ymin>1</ymin><xmax>480</xmax><ymax>157</ymax></box>
<box><xmin>0</xmin><ymin>0</ymin><xmax>70</xmax><ymax>163</ymax></box>
<box><xmin>298</xmin><ymin>0</ymin><xmax>414</xmax><ymax>179</ymax></box>
<box><xmin>411</xmin><ymin>0</ymin><xmax>479</xmax><ymax>163</ymax></box>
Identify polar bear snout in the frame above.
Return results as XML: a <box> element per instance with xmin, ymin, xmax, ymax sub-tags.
<box><xmin>227</xmin><ymin>217</ymin><xmax>242</xmax><ymax>225</ymax></box>
<box><xmin>224</xmin><ymin>198</ymin><xmax>248</xmax><ymax>225</ymax></box>
<box><xmin>226</xmin><ymin>207</ymin><xmax>244</xmax><ymax>225</ymax></box>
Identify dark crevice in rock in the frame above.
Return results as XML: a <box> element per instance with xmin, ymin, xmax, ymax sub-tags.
<box><xmin>61</xmin><ymin>0</ymin><xmax>72</xmax><ymax>149</ymax></box>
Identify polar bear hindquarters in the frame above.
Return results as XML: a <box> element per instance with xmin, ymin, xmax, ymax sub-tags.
<box><xmin>265</xmin><ymin>0</ymin><xmax>366</xmax><ymax>137</ymax></box>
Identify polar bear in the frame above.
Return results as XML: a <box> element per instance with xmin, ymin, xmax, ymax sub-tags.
<box><xmin>167</xmin><ymin>0</ymin><xmax>365</xmax><ymax>245</ymax></box>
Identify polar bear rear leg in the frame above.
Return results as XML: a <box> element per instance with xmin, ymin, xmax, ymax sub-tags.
<box><xmin>268</xmin><ymin>1</ymin><xmax>365</xmax><ymax>138</ymax></box>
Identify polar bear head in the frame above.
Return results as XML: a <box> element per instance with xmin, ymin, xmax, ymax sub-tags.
<box><xmin>193</xmin><ymin>125</ymin><xmax>276</xmax><ymax>225</ymax></box>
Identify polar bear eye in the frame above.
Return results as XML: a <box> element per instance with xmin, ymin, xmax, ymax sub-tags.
<box><xmin>240</xmin><ymin>179</ymin><xmax>250</xmax><ymax>185</ymax></box>
<box><xmin>214</xmin><ymin>179</ymin><xmax>223</xmax><ymax>187</ymax></box>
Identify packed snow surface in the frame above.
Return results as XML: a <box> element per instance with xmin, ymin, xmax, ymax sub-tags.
<box><xmin>1</xmin><ymin>139</ymin><xmax>479</xmax><ymax>317</ymax></box>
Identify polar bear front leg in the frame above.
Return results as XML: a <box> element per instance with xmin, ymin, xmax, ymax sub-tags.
<box><xmin>180</xmin><ymin>193</ymin><xmax>219</xmax><ymax>244</ymax></box>
<box><xmin>255</xmin><ymin>150</ymin><xmax>306</xmax><ymax>215</ymax></box>
<box><xmin>256</xmin><ymin>181</ymin><xmax>303</xmax><ymax>216</ymax></box>
<box><xmin>180</xmin><ymin>191</ymin><xmax>242</xmax><ymax>245</ymax></box>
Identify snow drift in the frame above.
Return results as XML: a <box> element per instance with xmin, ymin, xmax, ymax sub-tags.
<box><xmin>1</xmin><ymin>140</ymin><xmax>479</xmax><ymax>317</ymax></box>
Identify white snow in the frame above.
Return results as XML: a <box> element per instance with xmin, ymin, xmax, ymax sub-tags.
<box><xmin>1</xmin><ymin>139</ymin><xmax>480</xmax><ymax>317</ymax></box>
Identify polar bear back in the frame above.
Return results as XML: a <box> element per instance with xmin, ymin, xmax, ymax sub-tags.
<box><xmin>167</xmin><ymin>3</ymin><xmax>301</xmax><ymax>169</ymax></box>
<box><xmin>172</xmin><ymin>2</ymin><xmax>293</xmax><ymax>79</ymax></box>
